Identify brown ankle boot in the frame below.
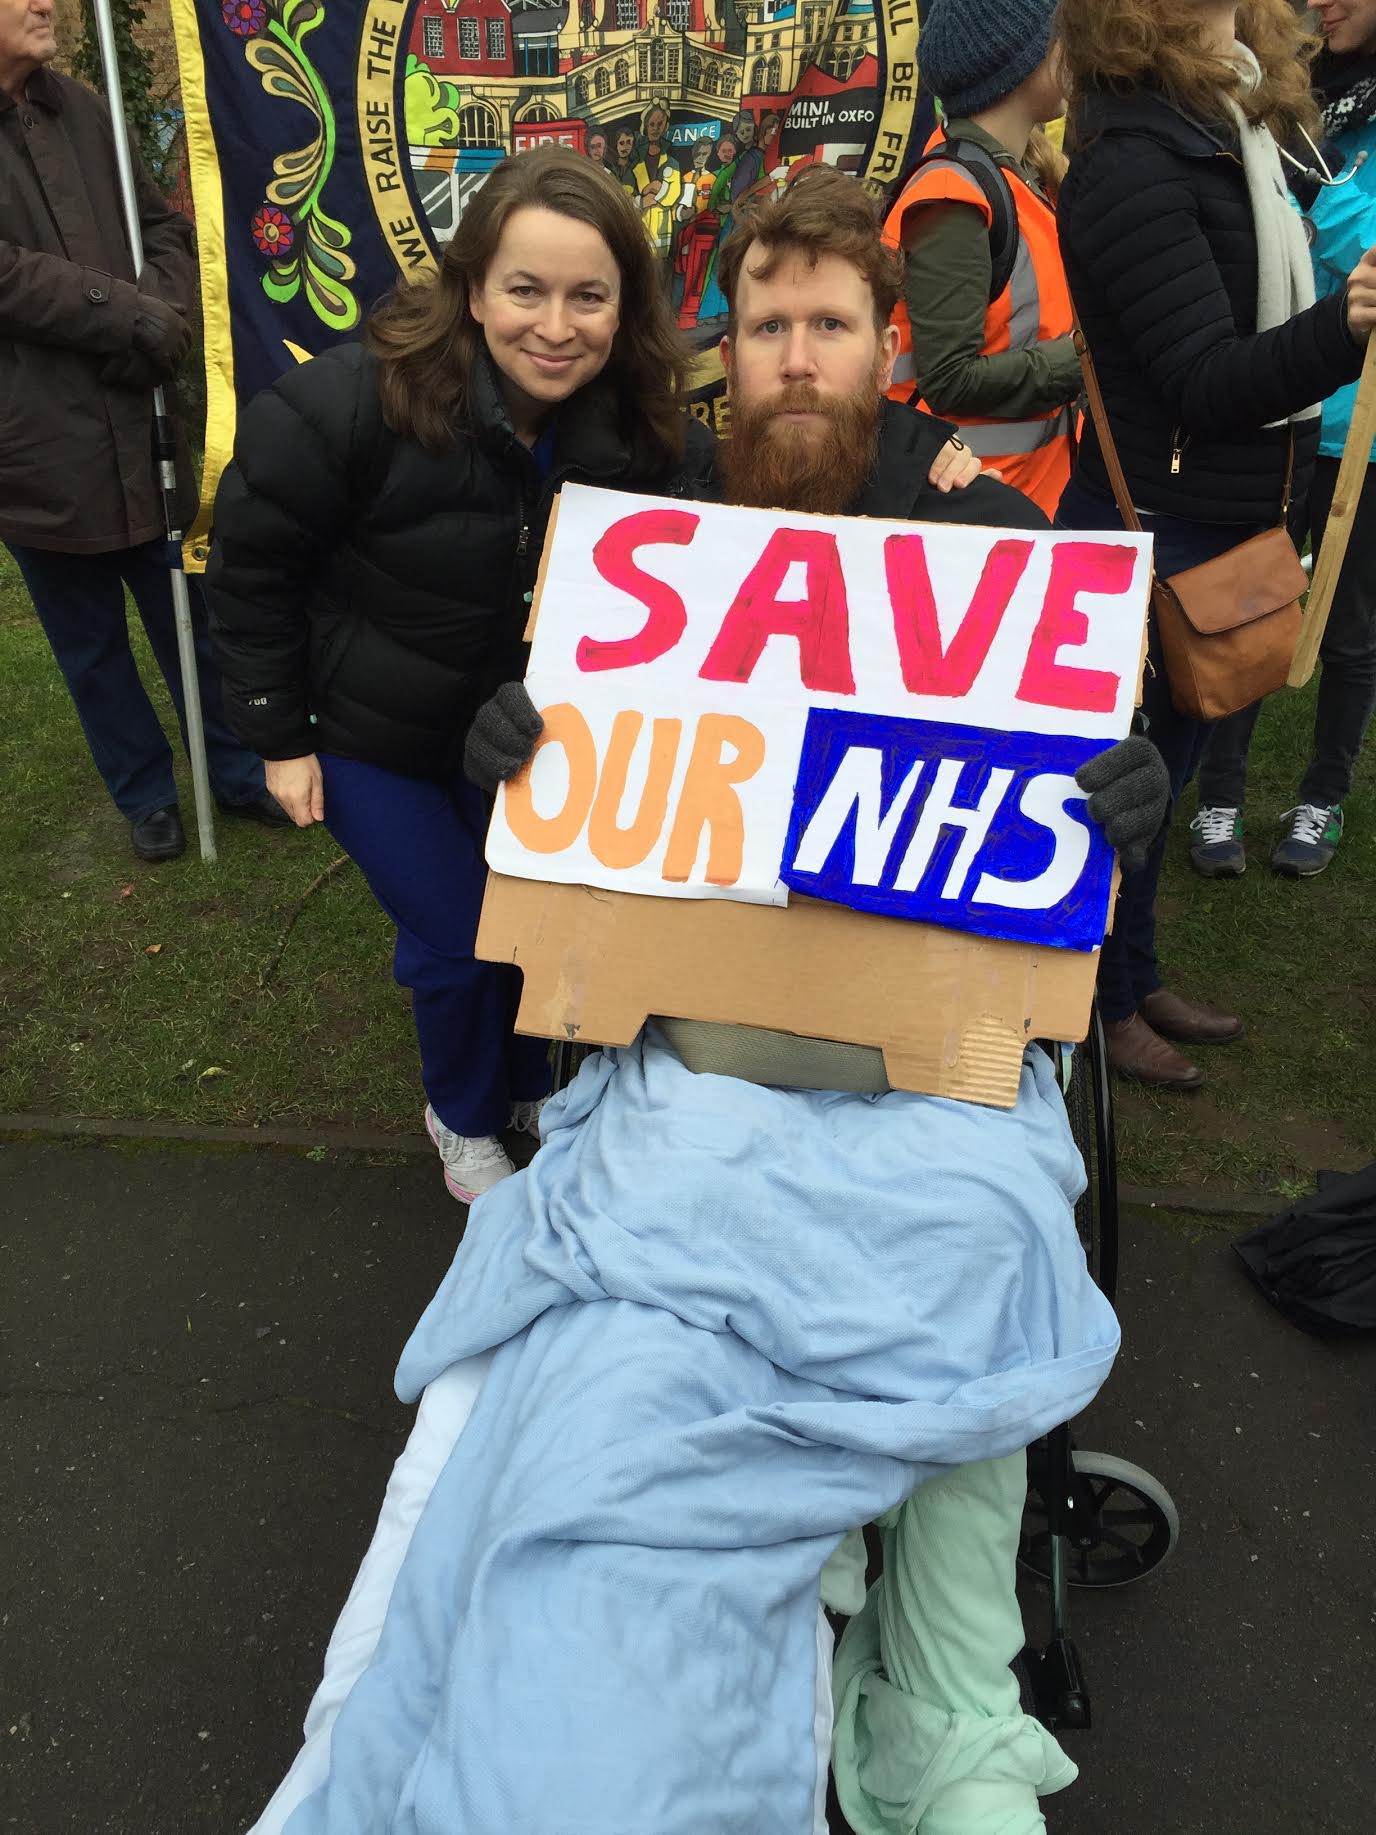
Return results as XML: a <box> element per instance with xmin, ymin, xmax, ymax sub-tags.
<box><xmin>1138</xmin><ymin>988</ymin><xmax>1244</xmax><ymax>1045</ymax></box>
<box><xmin>1103</xmin><ymin>1014</ymin><xmax>1204</xmax><ymax>1089</ymax></box>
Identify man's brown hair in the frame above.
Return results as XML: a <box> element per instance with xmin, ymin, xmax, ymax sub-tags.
<box><xmin>716</xmin><ymin>165</ymin><xmax>903</xmax><ymax>337</ymax></box>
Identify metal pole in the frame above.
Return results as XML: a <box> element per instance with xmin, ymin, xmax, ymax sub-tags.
<box><xmin>90</xmin><ymin>0</ymin><xmax>217</xmax><ymax>862</ymax></box>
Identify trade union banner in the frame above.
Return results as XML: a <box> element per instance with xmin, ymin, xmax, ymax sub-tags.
<box><xmin>168</xmin><ymin>0</ymin><xmax>936</xmax><ymax>562</ymax></box>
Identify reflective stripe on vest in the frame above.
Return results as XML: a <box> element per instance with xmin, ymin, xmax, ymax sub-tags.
<box><xmin>954</xmin><ymin>405</ymin><xmax>1077</xmax><ymax>458</ymax></box>
<box><xmin>1005</xmin><ymin>234</ymin><xmax>1041</xmax><ymax>353</ymax></box>
<box><xmin>882</xmin><ymin>149</ymin><xmax>1075</xmax><ymax>513</ymax></box>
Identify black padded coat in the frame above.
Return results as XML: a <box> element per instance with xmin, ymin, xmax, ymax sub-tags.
<box><xmin>207</xmin><ymin>342</ymin><xmax>715</xmax><ymax>778</ymax></box>
<box><xmin>1058</xmin><ymin>89</ymin><xmax>1365</xmax><ymax>525</ymax></box>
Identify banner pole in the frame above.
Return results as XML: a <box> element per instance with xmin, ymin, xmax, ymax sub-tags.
<box><xmin>89</xmin><ymin>0</ymin><xmax>218</xmax><ymax>863</ymax></box>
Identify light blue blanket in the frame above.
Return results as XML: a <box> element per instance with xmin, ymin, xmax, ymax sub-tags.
<box><xmin>283</xmin><ymin>1032</ymin><xmax>1119</xmax><ymax>1835</ymax></box>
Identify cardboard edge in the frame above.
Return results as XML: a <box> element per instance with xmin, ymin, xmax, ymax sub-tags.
<box><xmin>477</xmin><ymin>872</ymin><xmax>1099</xmax><ymax>1109</ymax></box>
<box><xmin>523</xmin><ymin>489</ymin><xmax>562</xmax><ymax>643</ymax></box>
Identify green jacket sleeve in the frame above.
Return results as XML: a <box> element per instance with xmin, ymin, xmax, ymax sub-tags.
<box><xmin>899</xmin><ymin>199</ymin><xmax>1082</xmax><ymax>423</ymax></box>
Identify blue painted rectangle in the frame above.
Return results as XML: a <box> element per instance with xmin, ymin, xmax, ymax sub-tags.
<box><xmin>780</xmin><ymin>709</ymin><xmax>1118</xmax><ymax>952</ymax></box>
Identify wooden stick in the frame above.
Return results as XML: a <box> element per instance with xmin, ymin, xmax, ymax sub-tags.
<box><xmin>259</xmin><ymin>853</ymin><xmax>351</xmax><ymax>987</ymax></box>
<box><xmin>1289</xmin><ymin>336</ymin><xmax>1376</xmax><ymax>688</ymax></box>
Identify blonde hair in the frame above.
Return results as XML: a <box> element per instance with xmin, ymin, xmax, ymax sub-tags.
<box><xmin>1025</xmin><ymin>125</ymin><xmax>1069</xmax><ymax>198</ymax></box>
<box><xmin>1054</xmin><ymin>0</ymin><xmax>1321</xmax><ymax>143</ymax></box>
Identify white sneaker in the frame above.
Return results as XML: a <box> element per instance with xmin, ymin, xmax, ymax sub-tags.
<box><xmin>509</xmin><ymin>1095</ymin><xmax>549</xmax><ymax>1142</ymax></box>
<box><xmin>423</xmin><ymin>1105</ymin><xmax>514</xmax><ymax>1204</ymax></box>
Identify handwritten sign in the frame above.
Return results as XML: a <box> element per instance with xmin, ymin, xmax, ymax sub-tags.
<box><xmin>487</xmin><ymin>486</ymin><xmax>1152</xmax><ymax>952</ymax></box>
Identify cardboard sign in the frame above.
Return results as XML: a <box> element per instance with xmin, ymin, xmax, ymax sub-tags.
<box><xmin>476</xmin><ymin>870</ymin><xmax>1104</xmax><ymax>1108</ymax></box>
<box><xmin>487</xmin><ymin>486</ymin><xmax>1152</xmax><ymax>953</ymax></box>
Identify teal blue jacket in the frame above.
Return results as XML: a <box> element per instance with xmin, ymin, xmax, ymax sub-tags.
<box><xmin>1308</xmin><ymin>115</ymin><xmax>1376</xmax><ymax>459</ymax></box>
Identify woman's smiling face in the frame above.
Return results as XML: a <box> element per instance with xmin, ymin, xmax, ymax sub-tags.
<box><xmin>468</xmin><ymin>206</ymin><xmax>622</xmax><ymax>434</ymax></box>
<box><xmin>1315</xmin><ymin>0</ymin><xmax>1376</xmax><ymax>56</ymax></box>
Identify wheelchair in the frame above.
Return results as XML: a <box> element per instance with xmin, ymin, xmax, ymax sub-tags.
<box><xmin>550</xmin><ymin>1016</ymin><xmax>1180</xmax><ymax>1810</ymax></box>
<box><xmin>1014</xmin><ymin>1009</ymin><xmax>1180</xmax><ymax>1733</ymax></box>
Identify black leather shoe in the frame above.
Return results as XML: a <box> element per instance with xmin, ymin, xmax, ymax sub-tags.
<box><xmin>217</xmin><ymin>789</ymin><xmax>292</xmax><ymax>827</ymax></box>
<box><xmin>131</xmin><ymin>805</ymin><xmax>186</xmax><ymax>862</ymax></box>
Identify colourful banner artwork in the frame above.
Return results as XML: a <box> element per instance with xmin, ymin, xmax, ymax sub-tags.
<box><xmin>169</xmin><ymin>0</ymin><xmax>936</xmax><ymax>563</ymax></box>
<box><xmin>485</xmin><ymin>485</ymin><xmax>1154</xmax><ymax>954</ymax></box>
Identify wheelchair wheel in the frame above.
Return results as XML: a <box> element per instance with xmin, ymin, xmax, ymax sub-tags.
<box><xmin>1019</xmin><ymin>1451</ymin><xmax>1180</xmax><ymax>1589</ymax></box>
<box><xmin>1063</xmin><ymin>1009</ymin><xmax>1119</xmax><ymax>1303</ymax></box>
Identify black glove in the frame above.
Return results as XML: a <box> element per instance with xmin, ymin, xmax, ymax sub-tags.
<box><xmin>1075</xmin><ymin>735</ymin><xmax>1170</xmax><ymax>875</ymax></box>
<box><xmin>128</xmin><ymin>296</ymin><xmax>191</xmax><ymax>379</ymax></box>
<box><xmin>464</xmin><ymin>682</ymin><xmax>544</xmax><ymax>793</ymax></box>
<box><xmin>99</xmin><ymin>346</ymin><xmax>170</xmax><ymax>391</ymax></box>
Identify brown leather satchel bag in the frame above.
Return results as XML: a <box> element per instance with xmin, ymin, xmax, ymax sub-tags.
<box><xmin>1074</xmin><ymin>326</ymin><xmax>1306</xmax><ymax>722</ymax></box>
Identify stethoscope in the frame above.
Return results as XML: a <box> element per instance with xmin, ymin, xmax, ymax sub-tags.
<box><xmin>1279</xmin><ymin>125</ymin><xmax>1370</xmax><ymax>188</ymax></box>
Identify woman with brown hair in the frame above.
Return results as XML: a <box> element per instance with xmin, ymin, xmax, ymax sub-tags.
<box><xmin>1053</xmin><ymin>0</ymin><xmax>1376</xmax><ymax>1088</ymax></box>
<box><xmin>206</xmin><ymin>146</ymin><xmax>713</xmax><ymax>1203</ymax></box>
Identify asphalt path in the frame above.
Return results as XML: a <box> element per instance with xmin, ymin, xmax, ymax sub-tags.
<box><xmin>2</xmin><ymin>1139</ymin><xmax>1372</xmax><ymax>1833</ymax></box>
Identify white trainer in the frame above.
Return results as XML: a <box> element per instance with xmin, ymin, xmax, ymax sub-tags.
<box><xmin>509</xmin><ymin>1096</ymin><xmax>550</xmax><ymax>1142</ymax></box>
<box><xmin>423</xmin><ymin>1105</ymin><xmax>515</xmax><ymax>1204</ymax></box>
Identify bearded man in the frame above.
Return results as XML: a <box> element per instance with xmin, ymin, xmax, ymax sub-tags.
<box><xmin>252</xmin><ymin>173</ymin><xmax>1170</xmax><ymax>1835</ymax></box>
<box><xmin>714</xmin><ymin>166</ymin><xmax>1049</xmax><ymax>531</ymax></box>
<box><xmin>456</xmin><ymin>171</ymin><xmax>1168</xmax><ymax>1835</ymax></box>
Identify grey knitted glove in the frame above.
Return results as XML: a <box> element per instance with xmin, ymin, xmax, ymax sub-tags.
<box><xmin>464</xmin><ymin>682</ymin><xmax>544</xmax><ymax>793</ymax></box>
<box><xmin>1075</xmin><ymin>735</ymin><xmax>1170</xmax><ymax>875</ymax></box>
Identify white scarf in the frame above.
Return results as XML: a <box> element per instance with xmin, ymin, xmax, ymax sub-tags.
<box><xmin>1228</xmin><ymin>43</ymin><xmax>1320</xmax><ymax>425</ymax></box>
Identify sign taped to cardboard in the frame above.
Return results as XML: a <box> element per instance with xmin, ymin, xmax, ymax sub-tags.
<box><xmin>486</xmin><ymin>485</ymin><xmax>1153</xmax><ymax>953</ymax></box>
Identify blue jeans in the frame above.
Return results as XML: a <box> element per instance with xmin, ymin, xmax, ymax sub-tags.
<box><xmin>318</xmin><ymin>752</ymin><xmax>552</xmax><ymax>1138</ymax></box>
<box><xmin>6</xmin><ymin>538</ymin><xmax>265</xmax><ymax>824</ymax></box>
<box><xmin>1056</xmin><ymin>476</ymin><xmax>1264</xmax><ymax>1021</ymax></box>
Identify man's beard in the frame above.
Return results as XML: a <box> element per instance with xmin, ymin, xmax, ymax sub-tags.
<box><xmin>718</xmin><ymin>376</ymin><xmax>883</xmax><ymax>516</ymax></box>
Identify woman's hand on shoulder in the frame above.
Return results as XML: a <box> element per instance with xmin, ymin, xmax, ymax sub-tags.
<box><xmin>1344</xmin><ymin>247</ymin><xmax>1376</xmax><ymax>339</ymax></box>
<box><xmin>927</xmin><ymin>437</ymin><xmax>984</xmax><ymax>493</ymax></box>
<box><xmin>265</xmin><ymin>754</ymin><xmax>325</xmax><ymax>826</ymax></box>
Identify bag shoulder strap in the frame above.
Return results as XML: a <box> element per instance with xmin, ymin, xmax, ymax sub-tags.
<box><xmin>1072</xmin><ymin>311</ymin><xmax>1143</xmax><ymax>533</ymax></box>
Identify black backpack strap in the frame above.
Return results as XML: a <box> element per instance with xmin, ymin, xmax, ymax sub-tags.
<box><xmin>889</xmin><ymin>131</ymin><xmax>1021</xmax><ymax>306</ymax></box>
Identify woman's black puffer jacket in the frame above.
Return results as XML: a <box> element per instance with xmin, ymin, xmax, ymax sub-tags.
<box><xmin>1059</xmin><ymin>89</ymin><xmax>1365</xmax><ymax>524</ymax></box>
<box><xmin>207</xmin><ymin>341</ymin><xmax>716</xmax><ymax>778</ymax></box>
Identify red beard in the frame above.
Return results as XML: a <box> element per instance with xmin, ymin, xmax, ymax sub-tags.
<box><xmin>717</xmin><ymin>380</ymin><xmax>883</xmax><ymax>515</ymax></box>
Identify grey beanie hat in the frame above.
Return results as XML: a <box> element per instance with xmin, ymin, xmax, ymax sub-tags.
<box><xmin>919</xmin><ymin>0</ymin><xmax>1059</xmax><ymax>119</ymax></box>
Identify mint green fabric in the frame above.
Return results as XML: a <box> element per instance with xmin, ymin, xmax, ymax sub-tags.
<box><xmin>820</xmin><ymin>1527</ymin><xmax>871</xmax><ymax>1617</ymax></box>
<box><xmin>831</xmin><ymin>1452</ymin><xmax>1077</xmax><ymax>1834</ymax></box>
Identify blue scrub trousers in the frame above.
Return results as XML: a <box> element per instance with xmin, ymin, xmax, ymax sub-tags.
<box><xmin>318</xmin><ymin>752</ymin><xmax>552</xmax><ymax>1138</ymax></box>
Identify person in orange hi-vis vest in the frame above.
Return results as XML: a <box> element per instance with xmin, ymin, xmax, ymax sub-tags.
<box><xmin>882</xmin><ymin>0</ymin><xmax>1080</xmax><ymax>518</ymax></box>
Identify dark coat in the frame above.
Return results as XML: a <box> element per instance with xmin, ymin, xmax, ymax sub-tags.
<box><xmin>849</xmin><ymin>399</ymin><xmax>1050</xmax><ymax>530</ymax></box>
<box><xmin>1058</xmin><ymin>89</ymin><xmax>1364</xmax><ymax>526</ymax></box>
<box><xmin>0</xmin><ymin>66</ymin><xmax>198</xmax><ymax>553</ymax></box>
<box><xmin>207</xmin><ymin>342</ymin><xmax>717</xmax><ymax>778</ymax></box>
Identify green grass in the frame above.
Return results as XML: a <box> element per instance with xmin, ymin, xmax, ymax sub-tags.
<box><xmin>0</xmin><ymin>549</ymin><xmax>419</xmax><ymax>1131</ymax></box>
<box><xmin>1</xmin><ymin>546</ymin><xmax>1372</xmax><ymax>1188</ymax></box>
<box><xmin>1113</xmin><ymin>679</ymin><xmax>1376</xmax><ymax>1193</ymax></box>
